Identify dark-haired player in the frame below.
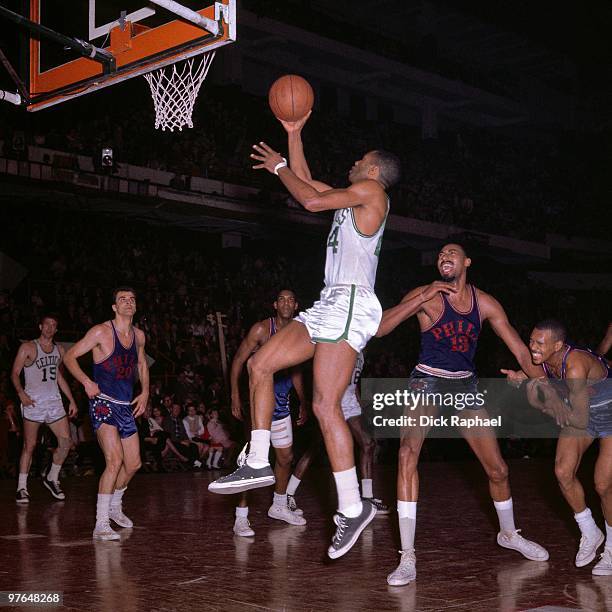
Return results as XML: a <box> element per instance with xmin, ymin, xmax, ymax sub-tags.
<box><xmin>378</xmin><ymin>243</ymin><xmax>548</xmax><ymax>586</ymax></box>
<box><xmin>210</xmin><ymin>112</ymin><xmax>401</xmax><ymax>559</ymax></box>
<box><xmin>11</xmin><ymin>313</ymin><xmax>77</xmax><ymax>503</ymax></box>
<box><xmin>523</xmin><ymin>320</ymin><xmax>612</xmax><ymax>574</ymax></box>
<box><xmin>64</xmin><ymin>287</ymin><xmax>148</xmax><ymax>540</ymax></box>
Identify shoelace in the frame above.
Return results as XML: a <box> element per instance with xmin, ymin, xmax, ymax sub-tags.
<box><xmin>508</xmin><ymin>530</ymin><xmax>540</xmax><ymax>552</ymax></box>
<box><xmin>332</xmin><ymin>514</ymin><xmax>348</xmax><ymax>546</ymax></box>
<box><xmin>287</xmin><ymin>496</ymin><xmax>297</xmax><ymax>511</ymax></box>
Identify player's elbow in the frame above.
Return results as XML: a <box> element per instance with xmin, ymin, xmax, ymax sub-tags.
<box><xmin>303</xmin><ymin>196</ymin><xmax>323</xmax><ymax>212</ymax></box>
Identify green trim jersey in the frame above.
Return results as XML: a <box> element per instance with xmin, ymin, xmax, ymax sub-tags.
<box><xmin>24</xmin><ymin>340</ymin><xmax>62</xmax><ymax>404</ymax></box>
<box><xmin>324</xmin><ymin>198</ymin><xmax>389</xmax><ymax>289</ymax></box>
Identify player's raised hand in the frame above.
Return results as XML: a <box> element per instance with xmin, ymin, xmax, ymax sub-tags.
<box><xmin>251</xmin><ymin>142</ymin><xmax>285</xmax><ymax>174</ymax></box>
<box><xmin>279</xmin><ymin>110</ymin><xmax>312</xmax><ymax>133</ymax></box>
<box><xmin>131</xmin><ymin>392</ymin><xmax>148</xmax><ymax>418</ymax></box>
<box><xmin>421</xmin><ymin>281</ymin><xmax>457</xmax><ymax>302</ymax></box>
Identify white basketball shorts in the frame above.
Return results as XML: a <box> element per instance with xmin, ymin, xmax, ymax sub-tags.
<box><xmin>295</xmin><ymin>284</ymin><xmax>382</xmax><ymax>353</ymax></box>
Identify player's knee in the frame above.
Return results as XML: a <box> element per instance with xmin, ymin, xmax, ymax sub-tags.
<box><xmin>23</xmin><ymin>439</ymin><xmax>37</xmax><ymax>454</ymax></box>
<box><xmin>105</xmin><ymin>456</ymin><xmax>123</xmax><ymax>475</ymax></box>
<box><xmin>487</xmin><ymin>462</ymin><xmax>509</xmax><ymax>484</ymax></box>
<box><xmin>312</xmin><ymin>399</ymin><xmax>338</xmax><ymax>423</ymax></box>
<box><xmin>554</xmin><ymin>461</ymin><xmax>575</xmax><ymax>488</ymax></box>
<box><xmin>248</xmin><ymin>353</ymin><xmax>270</xmax><ymax>380</ymax></box>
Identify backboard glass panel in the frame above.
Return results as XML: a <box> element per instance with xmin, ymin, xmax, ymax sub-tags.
<box><xmin>28</xmin><ymin>0</ymin><xmax>235</xmax><ymax>111</ymax></box>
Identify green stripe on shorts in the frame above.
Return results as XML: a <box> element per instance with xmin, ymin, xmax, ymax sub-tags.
<box><xmin>312</xmin><ymin>284</ymin><xmax>356</xmax><ymax>343</ymax></box>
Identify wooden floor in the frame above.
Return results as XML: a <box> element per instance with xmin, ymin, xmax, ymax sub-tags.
<box><xmin>0</xmin><ymin>458</ymin><xmax>610</xmax><ymax>611</ymax></box>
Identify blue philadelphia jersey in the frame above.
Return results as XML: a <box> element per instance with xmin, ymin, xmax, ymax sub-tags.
<box><xmin>92</xmin><ymin>321</ymin><xmax>138</xmax><ymax>402</ymax></box>
<box><xmin>416</xmin><ymin>285</ymin><xmax>481</xmax><ymax>378</ymax></box>
<box><xmin>270</xmin><ymin>318</ymin><xmax>293</xmax><ymax>421</ymax></box>
<box><xmin>543</xmin><ymin>345</ymin><xmax>612</xmax><ymax>408</ymax></box>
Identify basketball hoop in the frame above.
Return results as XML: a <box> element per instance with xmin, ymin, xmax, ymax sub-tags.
<box><xmin>143</xmin><ymin>51</ymin><xmax>215</xmax><ymax>131</ymax></box>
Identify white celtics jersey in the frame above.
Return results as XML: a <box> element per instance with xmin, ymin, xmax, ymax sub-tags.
<box><xmin>24</xmin><ymin>341</ymin><xmax>62</xmax><ymax>403</ymax></box>
<box><xmin>324</xmin><ymin>199</ymin><xmax>389</xmax><ymax>289</ymax></box>
<box><xmin>341</xmin><ymin>351</ymin><xmax>365</xmax><ymax>407</ymax></box>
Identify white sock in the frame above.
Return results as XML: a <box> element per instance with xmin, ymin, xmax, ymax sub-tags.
<box><xmin>286</xmin><ymin>475</ymin><xmax>301</xmax><ymax>496</ymax></box>
<box><xmin>398</xmin><ymin>500</ymin><xmax>417</xmax><ymax>551</ymax></box>
<box><xmin>96</xmin><ymin>493</ymin><xmax>112</xmax><ymax>523</ymax></box>
<box><xmin>206</xmin><ymin>452</ymin><xmax>213</xmax><ymax>468</ymax></box>
<box><xmin>494</xmin><ymin>498</ymin><xmax>516</xmax><ymax>533</ymax></box>
<box><xmin>47</xmin><ymin>463</ymin><xmax>61</xmax><ymax>482</ymax></box>
<box><xmin>333</xmin><ymin>467</ymin><xmax>362</xmax><ymax>518</ymax></box>
<box><xmin>235</xmin><ymin>506</ymin><xmax>248</xmax><ymax>519</ymax></box>
<box><xmin>605</xmin><ymin>522</ymin><xmax>612</xmax><ymax>550</ymax></box>
<box><xmin>273</xmin><ymin>492</ymin><xmax>287</xmax><ymax>507</ymax></box>
<box><xmin>212</xmin><ymin>449</ymin><xmax>222</xmax><ymax>468</ymax></box>
<box><xmin>249</xmin><ymin>430</ymin><xmax>271</xmax><ymax>468</ymax></box>
<box><xmin>17</xmin><ymin>473</ymin><xmax>28</xmax><ymax>491</ymax></box>
<box><xmin>575</xmin><ymin>507</ymin><xmax>599</xmax><ymax>539</ymax></box>
<box><xmin>361</xmin><ymin>478</ymin><xmax>373</xmax><ymax>499</ymax></box>
<box><xmin>110</xmin><ymin>486</ymin><xmax>127</xmax><ymax>510</ymax></box>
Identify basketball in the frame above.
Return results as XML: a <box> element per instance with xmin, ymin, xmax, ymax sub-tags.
<box><xmin>268</xmin><ymin>74</ymin><xmax>314</xmax><ymax>122</ymax></box>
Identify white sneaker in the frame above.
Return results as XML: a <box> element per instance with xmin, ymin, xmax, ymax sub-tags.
<box><xmin>592</xmin><ymin>548</ymin><xmax>612</xmax><ymax>575</ymax></box>
<box><xmin>233</xmin><ymin>517</ymin><xmax>255</xmax><ymax>537</ymax></box>
<box><xmin>93</xmin><ymin>521</ymin><xmax>121</xmax><ymax>541</ymax></box>
<box><xmin>268</xmin><ymin>504</ymin><xmax>307</xmax><ymax>526</ymax></box>
<box><xmin>497</xmin><ymin>530</ymin><xmax>549</xmax><ymax>561</ymax></box>
<box><xmin>287</xmin><ymin>494</ymin><xmax>304</xmax><ymax>516</ymax></box>
<box><xmin>387</xmin><ymin>550</ymin><xmax>417</xmax><ymax>586</ymax></box>
<box><xmin>576</xmin><ymin>528</ymin><xmax>604</xmax><ymax>567</ymax></box>
<box><xmin>109</xmin><ymin>506</ymin><xmax>133</xmax><ymax>528</ymax></box>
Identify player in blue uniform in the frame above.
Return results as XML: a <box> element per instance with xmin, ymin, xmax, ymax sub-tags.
<box><xmin>64</xmin><ymin>287</ymin><xmax>149</xmax><ymax>541</ymax></box>
<box><xmin>377</xmin><ymin>244</ymin><xmax>548</xmax><ymax>585</ymax></box>
<box><xmin>519</xmin><ymin>320</ymin><xmax>612</xmax><ymax>574</ymax></box>
<box><xmin>228</xmin><ymin>289</ymin><xmax>308</xmax><ymax>536</ymax></box>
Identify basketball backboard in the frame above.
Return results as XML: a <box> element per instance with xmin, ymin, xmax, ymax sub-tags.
<box><xmin>4</xmin><ymin>0</ymin><xmax>235</xmax><ymax>111</ymax></box>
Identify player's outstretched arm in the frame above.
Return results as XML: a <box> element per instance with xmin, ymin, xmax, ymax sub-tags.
<box><xmin>132</xmin><ymin>329</ymin><xmax>149</xmax><ymax>417</ymax></box>
<box><xmin>251</xmin><ymin>142</ymin><xmax>383</xmax><ymax>212</ymax></box>
<box><xmin>479</xmin><ymin>293</ymin><xmax>544</xmax><ymax>378</ymax></box>
<box><xmin>376</xmin><ymin>281</ymin><xmax>457</xmax><ymax>338</ymax></box>
<box><xmin>63</xmin><ymin>325</ymin><xmax>105</xmax><ymax>398</ymax></box>
<box><xmin>230</xmin><ymin>321</ymin><xmax>268</xmax><ymax>420</ymax></box>
<box><xmin>597</xmin><ymin>322</ymin><xmax>612</xmax><ymax>356</ymax></box>
<box><xmin>11</xmin><ymin>342</ymin><xmax>35</xmax><ymax>406</ymax></box>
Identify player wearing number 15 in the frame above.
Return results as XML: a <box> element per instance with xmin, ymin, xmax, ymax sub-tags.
<box><xmin>210</xmin><ymin>112</ymin><xmax>400</xmax><ymax>560</ymax></box>
<box><xmin>11</xmin><ymin>313</ymin><xmax>78</xmax><ymax>504</ymax></box>
<box><xmin>64</xmin><ymin>287</ymin><xmax>149</xmax><ymax>541</ymax></box>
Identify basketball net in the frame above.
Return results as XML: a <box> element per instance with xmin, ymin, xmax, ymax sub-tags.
<box><xmin>143</xmin><ymin>51</ymin><xmax>216</xmax><ymax>131</ymax></box>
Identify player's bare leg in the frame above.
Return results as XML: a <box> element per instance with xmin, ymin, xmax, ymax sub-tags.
<box><xmin>16</xmin><ymin>420</ymin><xmax>41</xmax><ymax>503</ymax></box>
<box><xmin>555</xmin><ymin>433</ymin><xmax>603</xmax><ymax>567</ymax></box>
<box><xmin>387</xmin><ymin>411</ymin><xmax>432</xmax><ymax>586</ymax></box>
<box><xmin>313</xmin><ymin>341</ymin><xmax>377</xmax><ymax>558</ymax></box>
<box><xmin>459</xmin><ymin>411</ymin><xmax>548</xmax><ymax>561</ymax></box>
<box><xmin>209</xmin><ymin>321</ymin><xmax>313</xmax><ymax>494</ymax></box>
<box><xmin>107</xmin><ymin>432</ymin><xmax>141</xmax><ymax>529</ymax></box>
<box><xmin>347</xmin><ymin>415</ymin><xmax>388</xmax><ymax>513</ymax></box>
<box><xmin>268</xmin><ymin>445</ymin><xmax>306</xmax><ymax>525</ymax></box>
<box><xmin>592</xmin><ymin>438</ymin><xmax>612</xmax><ymax>574</ymax></box>
<box><xmin>43</xmin><ymin>417</ymin><xmax>73</xmax><ymax>500</ymax></box>
<box><xmin>93</xmin><ymin>425</ymin><xmax>135</xmax><ymax>540</ymax></box>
